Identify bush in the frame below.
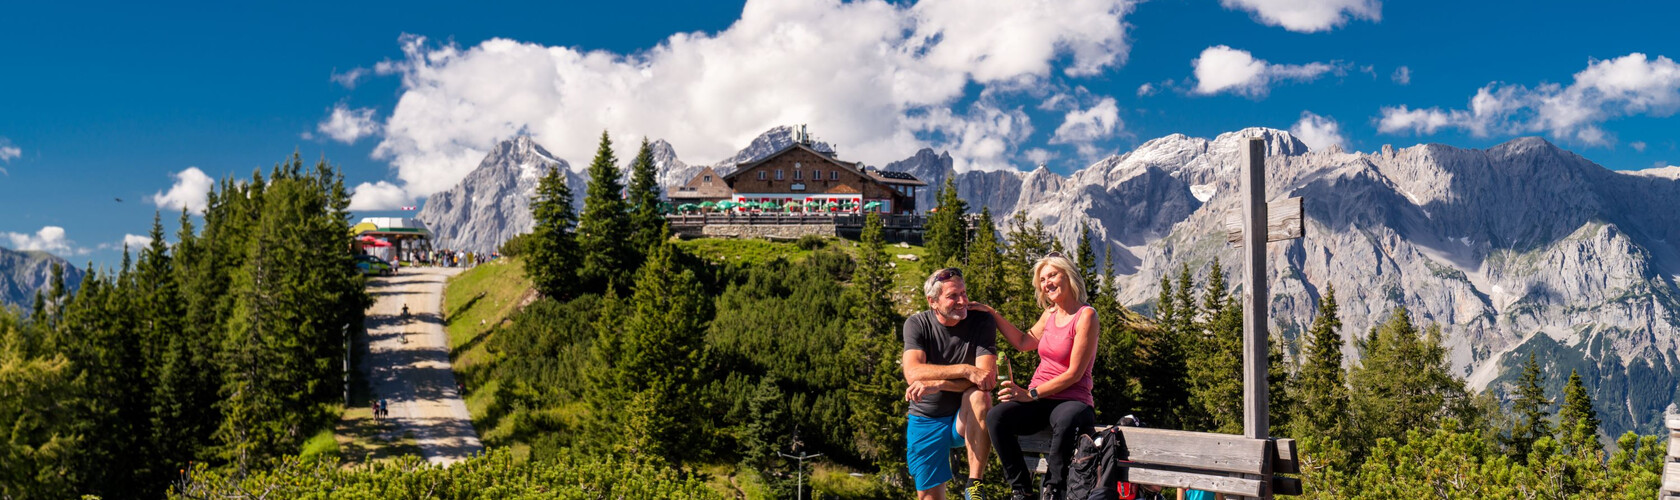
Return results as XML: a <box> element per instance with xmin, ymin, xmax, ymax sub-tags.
<box><xmin>297</xmin><ymin>429</ymin><xmax>341</xmax><ymax>462</ymax></box>
<box><xmin>808</xmin><ymin>248</ymin><xmax>856</xmax><ymax>283</ymax></box>
<box><xmin>795</xmin><ymin>234</ymin><xmax>827</xmax><ymax>251</ymax></box>
<box><xmin>499</xmin><ymin>232</ymin><xmax>534</xmax><ymax>258</ymax></box>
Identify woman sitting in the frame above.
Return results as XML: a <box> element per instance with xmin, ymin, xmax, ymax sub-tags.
<box><xmin>970</xmin><ymin>253</ymin><xmax>1099</xmax><ymax>500</ymax></box>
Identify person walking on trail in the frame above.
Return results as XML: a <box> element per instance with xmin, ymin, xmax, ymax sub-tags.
<box><xmin>971</xmin><ymin>253</ymin><xmax>1100</xmax><ymax>500</ymax></box>
<box><xmin>903</xmin><ymin>267</ymin><xmax>999</xmax><ymax>500</ymax></box>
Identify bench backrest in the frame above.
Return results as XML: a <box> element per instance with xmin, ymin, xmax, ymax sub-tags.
<box><xmin>1016</xmin><ymin>426</ymin><xmax>1299</xmax><ymax>498</ymax></box>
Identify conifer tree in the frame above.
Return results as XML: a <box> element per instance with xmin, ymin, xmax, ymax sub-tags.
<box><xmin>1505</xmin><ymin>353</ymin><xmax>1554</xmax><ymax>462</ymax></box>
<box><xmin>1090</xmin><ymin>251</ymin><xmax>1138</xmax><ymax>420</ymax></box>
<box><xmin>1347</xmin><ymin>307</ymin><xmax>1468</xmax><ymax>453</ymax></box>
<box><xmin>527</xmin><ymin>166</ymin><xmax>580</xmax><ymax>299</ymax></box>
<box><xmin>602</xmin><ymin>230</ymin><xmax>709</xmax><ymax>464</ymax></box>
<box><xmin>921</xmin><ymin>177</ymin><xmax>968</xmax><ymax>272</ymax></box>
<box><xmin>1140</xmin><ymin>273</ymin><xmax>1191</xmax><ymax>429</ymax></box>
<box><xmin>1291</xmin><ymin>285</ymin><xmax>1350</xmax><ymax>443</ymax></box>
<box><xmin>1558</xmin><ymin>369</ymin><xmax>1601</xmax><ymax>452</ymax></box>
<box><xmin>1189</xmin><ymin>259</ymin><xmax>1242</xmax><ymax>433</ymax></box>
<box><xmin>577</xmin><ymin>131</ymin><xmax>635</xmax><ymax>294</ymax></box>
<box><xmin>842</xmin><ymin>213</ymin><xmax>907</xmax><ymax>485</ymax></box>
<box><xmin>964</xmin><ymin>207</ymin><xmax>1008</xmax><ymax>307</ymax></box>
<box><xmin>0</xmin><ymin>325</ymin><xmax>83</xmax><ymax>499</ymax></box>
<box><xmin>627</xmin><ymin>137</ymin><xmax>668</xmax><ymax>258</ymax></box>
<box><xmin>1074</xmin><ymin>222</ymin><xmax>1098</xmax><ymax>302</ymax></box>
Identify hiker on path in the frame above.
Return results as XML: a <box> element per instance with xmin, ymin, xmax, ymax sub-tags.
<box><xmin>972</xmin><ymin>253</ymin><xmax>1100</xmax><ymax>500</ymax></box>
<box><xmin>902</xmin><ymin>267</ymin><xmax>998</xmax><ymax>500</ymax></box>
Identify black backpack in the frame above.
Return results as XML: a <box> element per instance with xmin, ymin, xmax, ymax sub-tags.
<box><xmin>1065</xmin><ymin>415</ymin><xmax>1141</xmax><ymax>500</ymax></box>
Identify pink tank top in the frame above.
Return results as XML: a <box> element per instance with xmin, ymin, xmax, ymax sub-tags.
<box><xmin>1030</xmin><ymin>305</ymin><xmax>1095</xmax><ymax>407</ymax></box>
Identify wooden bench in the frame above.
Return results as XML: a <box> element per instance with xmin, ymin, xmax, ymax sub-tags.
<box><xmin>1016</xmin><ymin>426</ymin><xmax>1300</xmax><ymax>498</ymax></box>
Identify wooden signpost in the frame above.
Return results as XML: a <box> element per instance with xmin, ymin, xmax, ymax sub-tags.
<box><xmin>1016</xmin><ymin>137</ymin><xmax>1306</xmax><ymax>499</ymax></box>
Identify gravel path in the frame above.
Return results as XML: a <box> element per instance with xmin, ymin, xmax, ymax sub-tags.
<box><xmin>361</xmin><ymin>266</ymin><xmax>483</xmax><ymax>466</ymax></box>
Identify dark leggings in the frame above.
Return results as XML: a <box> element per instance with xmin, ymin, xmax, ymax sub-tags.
<box><xmin>987</xmin><ymin>398</ymin><xmax>1096</xmax><ymax>492</ymax></box>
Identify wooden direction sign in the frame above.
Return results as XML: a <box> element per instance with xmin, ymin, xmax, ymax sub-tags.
<box><xmin>1224</xmin><ymin>196</ymin><xmax>1304</xmax><ymax>244</ymax></box>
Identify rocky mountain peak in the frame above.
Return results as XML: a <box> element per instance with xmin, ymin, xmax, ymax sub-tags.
<box><xmin>415</xmin><ymin>135</ymin><xmax>579</xmax><ymax>253</ymax></box>
<box><xmin>0</xmin><ymin>247</ymin><xmax>83</xmax><ymax>310</ymax></box>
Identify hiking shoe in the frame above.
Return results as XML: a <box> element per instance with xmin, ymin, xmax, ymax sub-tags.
<box><xmin>963</xmin><ymin>482</ymin><xmax>986</xmax><ymax>500</ymax></box>
<box><xmin>1039</xmin><ymin>486</ymin><xmax>1064</xmax><ymax>500</ymax></box>
<box><xmin>1006</xmin><ymin>490</ymin><xmax>1034</xmax><ymax>500</ymax></box>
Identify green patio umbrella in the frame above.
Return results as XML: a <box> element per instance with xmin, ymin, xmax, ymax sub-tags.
<box><xmin>862</xmin><ymin>201</ymin><xmax>883</xmax><ymax>211</ymax></box>
<box><xmin>677</xmin><ymin>203</ymin><xmax>698</xmax><ymax>212</ymax></box>
<box><xmin>784</xmin><ymin>201</ymin><xmax>802</xmax><ymax>212</ymax></box>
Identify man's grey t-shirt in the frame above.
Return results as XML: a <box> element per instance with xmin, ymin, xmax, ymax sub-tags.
<box><xmin>903</xmin><ymin>310</ymin><xmax>997</xmax><ymax>418</ymax></box>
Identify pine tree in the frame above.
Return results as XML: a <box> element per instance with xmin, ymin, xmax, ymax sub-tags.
<box><xmin>627</xmin><ymin>137</ymin><xmax>668</xmax><ymax>258</ymax></box>
<box><xmin>1090</xmin><ymin>250</ymin><xmax>1139</xmax><ymax>421</ymax></box>
<box><xmin>842</xmin><ymin>213</ymin><xmax>908</xmax><ymax>487</ymax></box>
<box><xmin>1189</xmin><ymin>260</ymin><xmax>1242</xmax><ymax>433</ymax></box>
<box><xmin>527</xmin><ymin>165</ymin><xmax>580</xmax><ymax>299</ymax></box>
<box><xmin>577</xmin><ymin>131</ymin><xmax>635</xmax><ymax>294</ymax></box>
<box><xmin>1140</xmin><ymin>272</ymin><xmax>1191</xmax><ymax>429</ymax></box>
<box><xmin>921</xmin><ymin>177</ymin><xmax>968</xmax><ymax>272</ymax></box>
<box><xmin>1290</xmin><ymin>285</ymin><xmax>1350</xmax><ymax>444</ymax></box>
<box><xmin>136</xmin><ymin>212</ymin><xmax>199</xmax><ymax>484</ymax></box>
<box><xmin>1505</xmin><ymin>353</ymin><xmax>1554</xmax><ymax>462</ymax></box>
<box><xmin>0</xmin><ymin>324</ymin><xmax>83</xmax><ymax>499</ymax></box>
<box><xmin>1074</xmin><ymin>221</ymin><xmax>1098</xmax><ymax>302</ymax></box>
<box><xmin>1347</xmin><ymin>307</ymin><xmax>1469</xmax><ymax>454</ymax></box>
<box><xmin>964</xmin><ymin>207</ymin><xmax>1008</xmax><ymax>308</ymax></box>
<box><xmin>1558</xmin><ymin>369</ymin><xmax>1602</xmax><ymax>452</ymax></box>
<box><xmin>603</xmin><ymin>230</ymin><xmax>709</xmax><ymax>465</ymax></box>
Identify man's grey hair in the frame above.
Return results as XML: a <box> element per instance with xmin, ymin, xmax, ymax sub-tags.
<box><xmin>923</xmin><ymin>270</ymin><xmax>962</xmax><ymax>299</ymax></box>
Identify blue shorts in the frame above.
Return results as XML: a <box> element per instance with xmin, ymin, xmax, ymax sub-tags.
<box><xmin>906</xmin><ymin>413</ymin><xmax>965</xmax><ymax>491</ymax></box>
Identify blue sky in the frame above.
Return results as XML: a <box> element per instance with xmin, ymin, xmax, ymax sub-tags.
<box><xmin>2</xmin><ymin>0</ymin><xmax>1676</xmax><ymax>268</ymax></box>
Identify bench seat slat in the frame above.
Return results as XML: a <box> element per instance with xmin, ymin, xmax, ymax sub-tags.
<box><xmin>1015</xmin><ymin>426</ymin><xmax>1272</xmax><ymax>475</ymax></box>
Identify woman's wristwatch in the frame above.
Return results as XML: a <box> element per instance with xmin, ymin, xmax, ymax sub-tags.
<box><xmin>1028</xmin><ymin>387</ymin><xmax>1039</xmax><ymax>400</ymax></box>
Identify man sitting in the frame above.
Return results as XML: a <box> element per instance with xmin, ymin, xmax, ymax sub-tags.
<box><xmin>903</xmin><ymin>267</ymin><xmax>998</xmax><ymax>500</ymax></box>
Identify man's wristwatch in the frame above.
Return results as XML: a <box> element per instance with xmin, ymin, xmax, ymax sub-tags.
<box><xmin>1028</xmin><ymin>387</ymin><xmax>1039</xmax><ymax>400</ymax></box>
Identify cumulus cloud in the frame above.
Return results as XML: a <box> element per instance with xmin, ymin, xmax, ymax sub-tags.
<box><xmin>151</xmin><ymin>167</ymin><xmax>215</xmax><ymax>214</ymax></box>
<box><xmin>348</xmin><ymin>180</ymin><xmax>413</xmax><ymax>211</ymax></box>
<box><xmin>1392</xmin><ymin>66</ymin><xmax>1411</xmax><ymax>85</ymax></box>
<box><xmin>1023</xmin><ymin>148</ymin><xmax>1057</xmax><ymax>166</ymax></box>
<box><xmin>1377</xmin><ymin>53</ymin><xmax>1680</xmax><ymax>145</ymax></box>
<box><xmin>317</xmin><ymin>104</ymin><xmax>380</xmax><ymax>144</ymax></box>
<box><xmin>0</xmin><ymin>137</ymin><xmax>18</xmax><ymax>175</ymax></box>
<box><xmin>1221</xmin><ymin>0</ymin><xmax>1380</xmax><ymax>33</ymax></box>
<box><xmin>1136</xmin><ymin>82</ymin><xmax>1157</xmax><ymax>97</ymax></box>
<box><xmin>99</xmin><ymin>234</ymin><xmax>155</xmax><ymax>252</ymax></box>
<box><xmin>3</xmin><ymin>226</ymin><xmax>84</xmax><ymax>256</ymax></box>
<box><xmin>1290</xmin><ymin>111</ymin><xmax>1347</xmax><ymax>152</ymax></box>
<box><xmin>367</xmin><ymin>0</ymin><xmax>1137</xmax><ymax>195</ymax></box>
<box><xmin>1192</xmin><ymin>45</ymin><xmax>1338</xmax><ymax>98</ymax></box>
<box><xmin>1050</xmin><ymin>97</ymin><xmax>1122</xmax><ymax>145</ymax></box>
<box><xmin>1632</xmin><ymin>141</ymin><xmax>1647</xmax><ymax>152</ymax></box>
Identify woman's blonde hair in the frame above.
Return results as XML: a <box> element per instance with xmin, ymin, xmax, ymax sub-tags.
<box><xmin>1032</xmin><ymin>254</ymin><xmax>1086</xmax><ymax>310</ymax></box>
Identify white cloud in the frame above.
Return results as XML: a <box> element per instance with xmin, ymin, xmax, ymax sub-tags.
<box><xmin>151</xmin><ymin>167</ymin><xmax>215</xmax><ymax>214</ymax></box>
<box><xmin>1050</xmin><ymin>97</ymin><xmax>1122</xmax><ymax>145</ymax></box>
<box><xmin>331</xmin><ymin>67</ymin><xmax>369</xmax><ymax>88</ymax></box>
<box><xmin>1023</xmin><ymin>148</ymin><xmax>1057</xmax><ymax>166</ymax></box>
<box><xmin>1290</xmin><ymin>111</ymin><xmax>1347</xmax><ymax>152</ymax></box>
<box><xmin>0</xmin><ymin>137</ymin><xmax>19</xmax><ymax>175</ymax></box>
<box><xmin>1220</xmin><ymin>0</ymin><xmax>1380</xmax><ymax>33</ymax></box>
<box><xmin>3</xmin><ymin>226</ymin><xmax>84</xmax><ymax>256</ymax></box>
<box><xmin>1392</xmin><ymin>66</ymin><xmax>1411</xmax><ymax>85</ymax></box>
<box><xmin>1377</xmin><ymin>53</ymin><xmax>1680</xmax><ymax>145</ymax></box>
<box><xmin>99</xmin><ymin>234</ymin><xmax>155</xmax><ymax>252</ymax></box>
<box><xmin>1632</xmin><ymin>141</ymin><xmax>1647</xmax><ymax>152</ymax></box>
<box><xmin>348</xmin><ymin>180</ymin><xmax>413</xmax><ymax>211</ymax></box>
<box><xmin>1136</xmin><ymin>82</ymin><xmax>1157</xmax><ymax>96</ymax></box>
<box><xmin>317</xmin><ymin>104</ymin><xmax>380</xmax><ymax>144</ymax></box>
<box><xmin>124</xmin><ymin>234</ymin><xmax>154</xmax><ymax>249</ymax></box>
<box><xmin>1192</xmin><ymin>45</ymin><xmax>1337</xmax><ymax>98</ymax></box>
<box><xmin>367</xmin><ymin>0</ymin><xmax>1137</xmax><ymax>196</ymax></box>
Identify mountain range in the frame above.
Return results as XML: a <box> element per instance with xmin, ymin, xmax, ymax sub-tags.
<box><xmin>0</xmin><ymin>246</ymin><xmax>83</xmax><ymax>311</ymax></box>
<box><xmin>416</xmin><ymin>125</ymin><xmax>1680</xmax><ymax>439</ymax></box>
